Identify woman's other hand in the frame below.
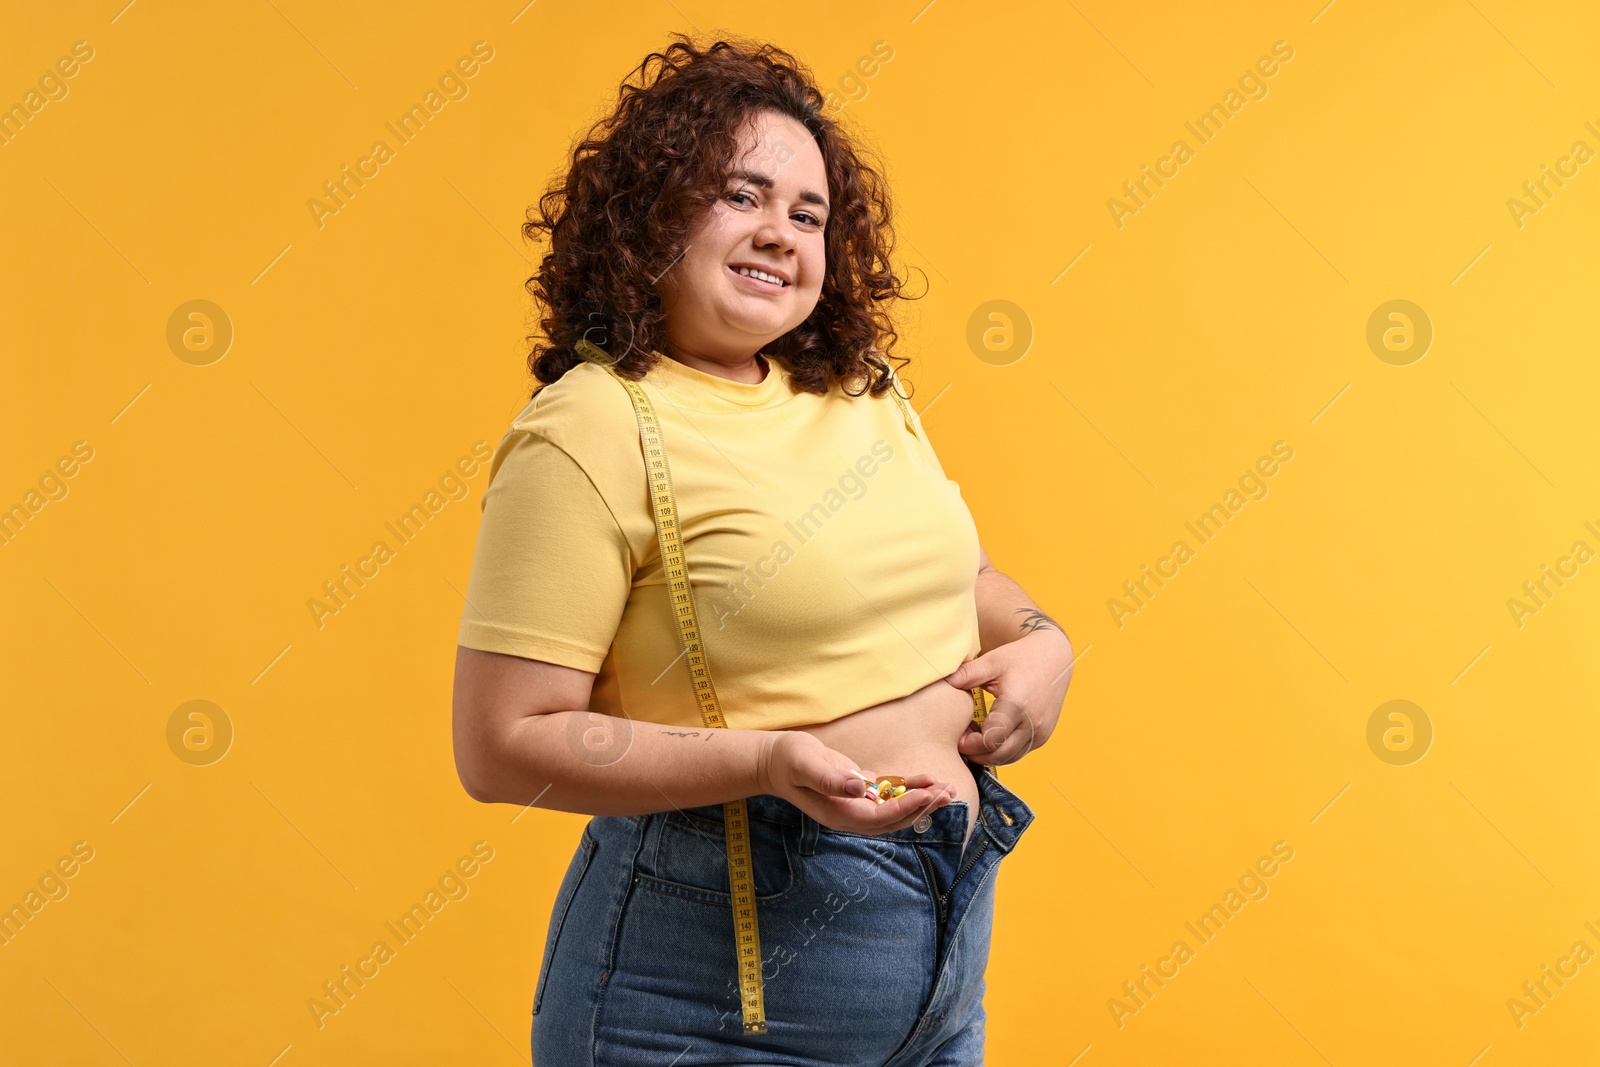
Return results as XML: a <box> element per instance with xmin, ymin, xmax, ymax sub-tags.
<box><xmin>943</xmin><ymin>628</ymin><xmax>1074</xmax><ymax>766</ymax></box>
<box><xmin>756</xmin><ymin>731</ymin><xmax>953</xmax><ymax>835</ymax></box>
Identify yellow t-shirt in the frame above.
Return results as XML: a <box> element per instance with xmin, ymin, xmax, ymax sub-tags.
<box><xmin>456</xmin><ymin>350</ymin><xmax>982</xmax><ymax>731</ymax></box>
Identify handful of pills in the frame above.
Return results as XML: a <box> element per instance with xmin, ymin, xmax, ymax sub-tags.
<box><xmin>863</xmin><ymin>775</ymin><xmax>907</xmax><ymax>804</ymax></box>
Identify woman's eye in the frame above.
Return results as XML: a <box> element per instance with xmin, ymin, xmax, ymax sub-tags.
<box><xmin>725</xmin><ymin>190</ymin><xmax>822</xmax><ymax>227</ymax></box>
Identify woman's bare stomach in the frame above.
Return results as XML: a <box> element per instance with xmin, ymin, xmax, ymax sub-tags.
<box><xmin>778</xmin><ymin>678</ymin><xmax>981</xmax><ymax>851</ymax></box>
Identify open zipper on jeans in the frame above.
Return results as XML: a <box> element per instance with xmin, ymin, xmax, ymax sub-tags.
<box><xmin>913</xmin><ymin>845</ymin><xmax>947</xmax><ymax>960</ymax></box>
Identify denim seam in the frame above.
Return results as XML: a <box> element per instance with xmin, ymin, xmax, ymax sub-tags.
<box><xmin>798</xmin><ymin>811</ymin><xmax>819</xmax><ymax>856</ymax></box>
<box><xmin>883</xmin><ymin>830</ymin><xmax>1009</xmax><ymax>1067</ymax></box>
<box><xmin>914</xmin><ymin>842</ymin><xmax>947</xmax><ymax>940</ymax></box>
<box><xmin>631</xmin><ymin>869</ymin><xmax>805</xmax><ymax>908</ymax></box>
<box><xmin>873</xmin><ymin>843</ymin><xmax>946</xmax><ymax>1067</ymax></box>
<box><xmin>810</xmin><ymin>805</ymin><xmax>971</xmax><ymax>848</ymax></box>
<box><xmin>591</xmin><ymin>816</ymin><xmax>650</xmax><ymax>1065</ymax></box>
<box><xmin>819</xmin><ymin>831</ymin><xmax>970</xmax><ymax>846</ymax></box>
<box><xmin>666</xmin><ymin>808</ymin><xmax>798</xmax><ymax>837</ymax></box>
<box><xmin>941</xmin><ymin>849</ymin><xmax>1004</xmax><ymax>972</ymax></box>
<box><xmin>532</xmin><ymin>829</ymin><xmax>599</xmax><ymax>1017</ymax></box>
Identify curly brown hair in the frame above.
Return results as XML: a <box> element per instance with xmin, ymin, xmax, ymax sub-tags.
<box><xmin>520</xmin><ymin>32</ymin><xmax>921</xmax><ymax>400</ymax></box>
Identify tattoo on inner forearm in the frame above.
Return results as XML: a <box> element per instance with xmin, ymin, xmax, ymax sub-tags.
<box><xmin>662</xmin><ymin>730</ymin><xmax>713</xmax><ymax>741</ymax></box>
<box><xmin>1015</xmin><ymin>608</ymin><xmax>1065</xmax><ymax>637</ymax></box>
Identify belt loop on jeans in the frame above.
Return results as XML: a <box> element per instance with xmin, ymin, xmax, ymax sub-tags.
<box><xmin>798</xmin><ymin>811</ymin><xmax>818</xmax><ymax>856</ymax></box>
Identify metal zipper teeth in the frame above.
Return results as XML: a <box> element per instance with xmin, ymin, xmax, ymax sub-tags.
<box><xmin>949</xmin><ymin>813</ymin><xmax>989</xmax><ymax>894</ymax></box>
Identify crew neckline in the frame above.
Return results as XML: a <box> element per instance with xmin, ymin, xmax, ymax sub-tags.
<box><xmin>645</xmin><ymin>348</ymin><xmax>791</xmax><ymax>411</ymax></box>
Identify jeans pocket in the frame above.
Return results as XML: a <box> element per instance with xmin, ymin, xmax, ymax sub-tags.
<box><xmin>638</xmin><ymin>805</ymin><xmax>800</xmax><ymax>906</ymax></box>
<box><xmin>533</xmin><ymin>825</ymin><xmax>599</xmax><ymax>1016</ymax></box>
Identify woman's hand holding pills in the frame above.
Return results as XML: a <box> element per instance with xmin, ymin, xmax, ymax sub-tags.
<box><xmin>756</xmin><ymin>731</ymin><xmax>953</xmax><ymax>835</ymax></box>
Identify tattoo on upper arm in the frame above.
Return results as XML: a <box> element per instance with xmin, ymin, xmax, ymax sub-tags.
<box><xmin>1015</xmin><ymin>608</ymin><xmax>1065</xmax><ymax>637</ymax></box>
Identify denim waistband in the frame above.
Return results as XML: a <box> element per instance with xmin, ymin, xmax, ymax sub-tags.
<box><xmin>668</xmin><ymin>756</ymin><xmax>1034</xmax><ymax>855</ymax></box>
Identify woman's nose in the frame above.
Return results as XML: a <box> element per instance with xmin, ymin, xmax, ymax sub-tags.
<box><xmin>751</xmin><ymin>213</ymin><xmax>798</xmax><ymax>250</ymax></box>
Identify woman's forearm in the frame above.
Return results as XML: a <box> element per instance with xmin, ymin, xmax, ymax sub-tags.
<box><xmin>974</xmin><ymin>563</ymin><xmax>1068</xmax><ymax>655</ymax></box>
<box><xmin>473</xmin><ymin>709</ymin><xmax>780</xmax><ymax>816</ymax></box>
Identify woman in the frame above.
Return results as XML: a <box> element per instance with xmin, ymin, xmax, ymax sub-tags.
<box><xmin>451</xmin><ymin>34</ymin><xmax>1074</xmax><ymax>1065</ymax></box>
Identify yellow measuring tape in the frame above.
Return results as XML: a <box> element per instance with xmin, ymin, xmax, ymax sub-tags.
<box><xmin>572</xmin><ymin>338</ymin><xmax>992</xmax><ymax>1035</ymax></box>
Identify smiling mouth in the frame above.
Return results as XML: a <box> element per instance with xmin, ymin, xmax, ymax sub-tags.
<box><xmin>728</xmin><ymin>264</ymin><xmax>790</xmax><ymax>290</ymax></box>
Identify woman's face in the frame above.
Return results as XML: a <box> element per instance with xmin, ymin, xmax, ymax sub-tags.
<box><xmin>657</xmin><ymin>109</ymin><xmax>829</xmax><ymax>369</ymax></box>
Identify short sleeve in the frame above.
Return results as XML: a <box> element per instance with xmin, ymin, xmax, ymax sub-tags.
<box><xmin>887</xmin><ymin>366</ymin><xmax>963</xmax><ymax>495</ymax></box>
<box><xmin>456</xmin><ymin>428</ymin><xmax>632</xmax><ymax>671</ymax></box>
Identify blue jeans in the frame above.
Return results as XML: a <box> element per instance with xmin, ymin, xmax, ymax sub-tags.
<box><xmin>531</xmin><ymin>757</ymin><xmax>1036</xmax><ymax>1066</ymax></box>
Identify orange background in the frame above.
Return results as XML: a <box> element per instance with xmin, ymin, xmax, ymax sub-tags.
<box><xmin>3</xmin><ymin>1</ymin><xmax>1597</xmax><ymax>1063</ymax></box>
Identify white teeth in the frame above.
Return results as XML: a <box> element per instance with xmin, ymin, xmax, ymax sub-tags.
<box><xmin>734</xmin><ymin>266</ymin><xmax>786</xmax><ymax>286</ymax></box>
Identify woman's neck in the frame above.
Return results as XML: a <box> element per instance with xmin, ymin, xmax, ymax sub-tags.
<box><xmin>662</xmin><ymin>347</ymin><xmax>769</xmax><ymax>384</ymax></box>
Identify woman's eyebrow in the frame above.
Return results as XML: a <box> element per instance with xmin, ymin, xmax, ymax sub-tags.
<box><xmin>731</xmin><ymin>168</ymin><xmax>829</xmax><ymax>211</ymax></box>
